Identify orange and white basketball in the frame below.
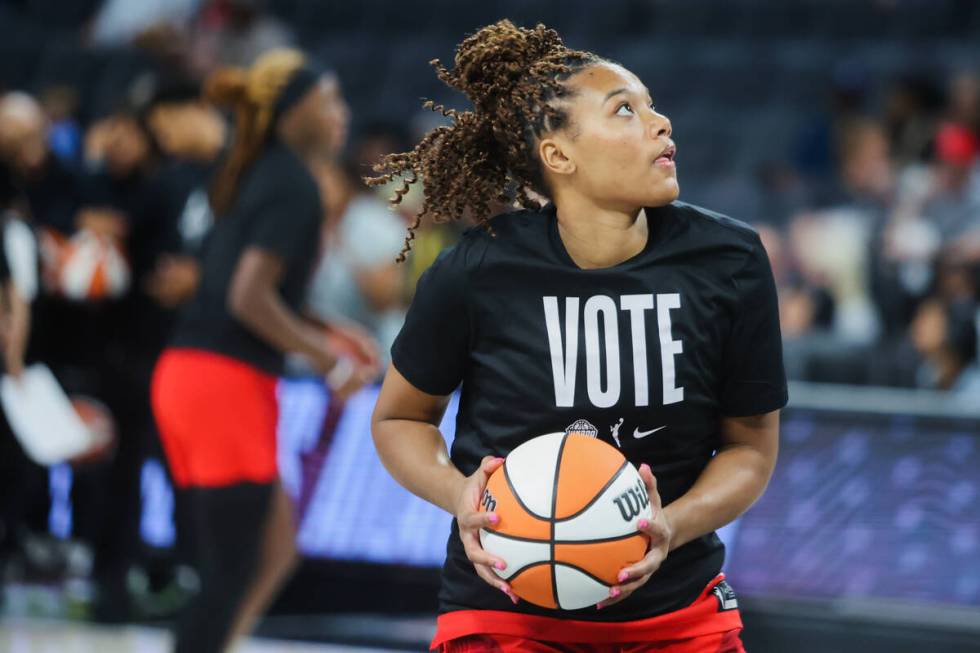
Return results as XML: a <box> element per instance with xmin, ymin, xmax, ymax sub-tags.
<box><xmin>67</xmin><ymin>395</ymin><xmax>117</xmax><ymax>466</ymax></box>
<box><xmin>39</xmin><ymin>228</ymin><xmax>130</xmax><ymax>301</ymax></box>
<box><xmin>479</xmin><ymin>432</ymin><xmax>653</xmax><ymax>610</ymax></box>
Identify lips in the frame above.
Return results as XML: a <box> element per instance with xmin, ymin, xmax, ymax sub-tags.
<box><xmin>654</xmin><ymin>144</ymin><xmax>676</xmax><ymax>164</ymax></box>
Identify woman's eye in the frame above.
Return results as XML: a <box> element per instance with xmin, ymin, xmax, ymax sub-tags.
<box><xmin>616</xmin><ymin>103</ymin><xmax>633</xmax><ymax>116</ymax></box>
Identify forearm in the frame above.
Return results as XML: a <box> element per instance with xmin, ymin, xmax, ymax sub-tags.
<box><xmin>663</xmin><ymin>441</ymin><xmax>774</xmax><ymax>551</ymax></box>
<box><xmin>372</xmin><ymin>417</ymin><xmax>464</xmax><ymax>515</ymax></box>
<box><xmin>231</xmin><ymin>287</ymin><xmax>331</xmax><ymax>364</ymax></box>
<box><xmin>7</xmin><ymin>290</ymin><xmax>29</xmax><ymax>365</ymax></box>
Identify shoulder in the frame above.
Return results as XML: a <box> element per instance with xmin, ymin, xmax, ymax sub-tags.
<box><xmin>246</xmin><ymin>142</ymin><xmax>321</xmax><ymax>209</ymax></box>
<box><xmin>455</xmin><ymin>206</ymin><xmax>551</xmax><ymax>265</ymax></box>
<box><xmin>665</xmin><ymin>200</ymin><xmax>763</xmax><ymax>251</ymax></box>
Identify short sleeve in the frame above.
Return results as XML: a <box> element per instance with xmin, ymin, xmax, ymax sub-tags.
<box><xmin>390</xmin><ymin>245</ymin><xmax>470</xmax><ymax>395</ymax></box>
<box><xmin>3</xmin><ymin>218</ymin><xmax>38</xmax><ymax>301</ymax></box>
<box><xmin>720</xmin><ymin>235</ymin><xmax>788</xmax><ymax>416</ymax></box>
<box><xmin>246</xmin><ymin>186</ymin><xmax>321</xmax><ymax>261</ymax></box>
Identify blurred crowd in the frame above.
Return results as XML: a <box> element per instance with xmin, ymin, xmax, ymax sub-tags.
<box><xmin>756</xmin><ymin>68</ymin><xmax>980</xmax><ymax>396</ymax></box>
<box><xmin>0</xmin><ymin>0</ymin><xmax>977</xmax><ymax>626</ymax></box>
<box><xmin>0</xmin><ymin>0</ymin><xmax>458</xmax><ymax>621</ymax></box>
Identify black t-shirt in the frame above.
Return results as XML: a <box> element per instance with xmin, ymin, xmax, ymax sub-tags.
<box><xmin>24</xmin><ymin>155</ymin><xmax>86</xmax><ymax>234</ymax></box>
<box><xmin>172</xmin><ymin>141</ymin><xmax>321</xmax><ymax>375</ymax></box>
<box><xmin>391</xmin><ymin>201</ymin><xmax>787</xmax><ymax>621</ymax></box>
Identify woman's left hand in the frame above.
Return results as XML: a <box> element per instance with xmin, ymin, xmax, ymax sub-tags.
<box><xmin>597</xmin><ymin>463</ymin><xmax>672</xmax><ymax>610</ymax></box>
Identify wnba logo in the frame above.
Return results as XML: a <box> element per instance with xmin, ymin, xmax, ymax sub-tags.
<box><xmin>612</xmin><ymin>480</ymin><xmax>650</xmax><ymax>521</ymax></box>
<box><xmin>482</xmin><ymin>488</ymin><xmax>497</xmax><ymax>512</ymax></box>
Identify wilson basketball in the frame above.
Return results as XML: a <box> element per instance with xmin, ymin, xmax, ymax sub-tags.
<box><xmin>479</xmin><ymin>432</ymin><xmax>653</xmax><ymax>610</ymax></box>
<box><xmin>39</xmin><ymin>227</ymin><xmax>130</xmax><ymax>301</ymax></box>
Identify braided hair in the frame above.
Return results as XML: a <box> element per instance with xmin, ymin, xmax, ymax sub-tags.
<box><xmin>368</xmin><ymin>20</ymin><xmax>604</xmax><ymax>261</ymax></box>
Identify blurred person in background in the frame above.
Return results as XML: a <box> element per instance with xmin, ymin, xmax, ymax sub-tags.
<box><xmin>0</xmin><ymin>161</ymin><xmax>42</xmax><ymax>584</ymax></box>
<box><xmin>69</xmin><ymin>78</ymin><xmax>223</xmax><ymax>619</ymax></box>
<box><xmin>946</xmin><ymin>71</ymin><xmax>980</xmax><ymax>137</ymax></box>
<box><xmin>307</xmin><ymin>158</ymin><xmax>407</xmax><ymax>367</ymax></box>
<box><xmin>909</xmin><ymin>297</ymin><xmax>980</xmax><ymax>397</ymax></box>
<box><xmin>883</xmin><ymin>74</ymin><xmax>944</xmax><ymax>169</ymax></box>
<box><xmin>0</xmin><ymin>92</ymin><xmax>85</xmax><ymax>235</ymax></box>
<box><xmin>150</xmin><ymin>49</ymin><xmax>376</xmax><ymax>653</ymax></box>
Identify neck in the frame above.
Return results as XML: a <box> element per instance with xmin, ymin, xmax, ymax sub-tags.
<box><xmin>277</xmin><ymin>123</ymin><xmax>319</xmax><ymax>166</ymax></box>
<box><xmin>551</xmin><ymin>189</ymin><xmax>648</xmax><ymax>269</ymax></box>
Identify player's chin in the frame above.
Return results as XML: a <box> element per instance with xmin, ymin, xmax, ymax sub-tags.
<box><xmin>643</xmin><ymin>176</ymin><xmax>679</xmax><ymax>206</ymax></box>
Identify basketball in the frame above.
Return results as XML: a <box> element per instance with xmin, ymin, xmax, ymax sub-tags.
<box><xmin>479</xmin><ymin>432</ymin><xmax>653</xmax><ymax>610</ymax></box>
<box><xmin>39</xmin><ymin>227</ymin><xmax>131</xmax><ymax>301</ymax></box>
<box><xmin>67</xmin><ymin>395</ymin><xmax>117</xmax><ymax>466</ymax></box>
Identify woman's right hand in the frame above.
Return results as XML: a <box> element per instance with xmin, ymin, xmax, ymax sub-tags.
<box><xmin>325</xmin><ymin>356</ymin><xmax>375</xmax><ymax>402</ymax></box>
<box><xmin>454</xmin><ymin>455</ymin><xmax>519</xmax><ymax>604</ymax></box>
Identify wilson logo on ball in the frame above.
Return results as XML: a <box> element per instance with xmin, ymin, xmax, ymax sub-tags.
<box><xmin>613</xmin><ymin>479</ymin><xmax>650</xmax><ymax>521</ymax></box>
<box><xmin>481</xmin><ymin>488</ymin><xmax>497</xmax><ymax>512</ymax></box>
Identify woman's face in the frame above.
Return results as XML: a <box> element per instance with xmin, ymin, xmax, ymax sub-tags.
<box><xmin>295</xmin><ymin>74</ymin><xmax>350</xmax><ymax>158</ymax></box>
<box><xmin>540</xmin><ymin>62</ymin><xmax>679</xmax><ymax>209</ymax></box>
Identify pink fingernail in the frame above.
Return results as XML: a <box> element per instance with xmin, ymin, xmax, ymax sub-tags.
<box><xmin>596</xmin><ymin>602</ymin><xmax>605</xmax><ymax>610</ymax></box>
<box><xmin>494</xmin><ymin>561</ymin><xmax>506</xmax><ymax>570</ymax></box>
<box><xmin>509</xmin><ymin>592</ymin><xmax>519</xmax><ymax>605</ymax></box>
<box><xmin>609</xmin><ymin>587</ymin><xmax>621</xmax><ymax>598</ymax></box>
<box><xmin>638</xmin><ymin>519</ymin><xmax>649</xmax><ymax>529</ymax></box>
<box><xmin>618</xmin><ymin>571</ymin><xmax>629</xmax><ymax>583</ymax></box>
<box><xmin>488</xmin><ymin>514</ymin><xmax>499</xmax><ymax>524</ymax></box>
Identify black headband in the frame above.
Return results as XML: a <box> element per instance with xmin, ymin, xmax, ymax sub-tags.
<box><xmin>272</xmin><ymin>64</ymin><xmax>323</xmax><ymax>121</ymax></box>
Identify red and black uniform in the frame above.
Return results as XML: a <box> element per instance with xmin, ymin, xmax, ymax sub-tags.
<box><xmin>391</xmin><ymin>202</ymin><xmax>787</xmax><ymax>651</ymax></box>
<box><xmin>150</xmin><ymin>138</ymin><xmax>321</xmax><ymax>653</ymax></box>
<box><xmin>153</xmin><ymin>138</ymin><xmax>321</xmax><ymax>488</ymax></box>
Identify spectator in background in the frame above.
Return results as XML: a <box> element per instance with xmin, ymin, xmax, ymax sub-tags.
<box><xmin>140</xmin><ymin>77</ymin><xmax>225</xmax><ymax>312</ymax></box>
<box><xmin>909</xmin><ymin>297</ymin><xmax>980</xmax><ymax>397</ymax></box>
<box><xmin>925</xmin><ymin>123</ymin><xmax>980</xmax><ymax>242</ymax></box>
<box><xmin>883</xmin><ymin>75</ymin><xmax>945</xmax><ymax>168</ymax></box>
<box><xmin>946</xmin><ymin>71</ymin><xmax>980</xmax><ymax>138</ymax></box>
<box><xmin>0</xmin><ymin>161</ymin><xmax>43</xmax><ymax>581</ymax></box>
<box><xmin>0</xmin><ymin>92</ymin><xmax>85</xmax><ymax>235</ymax></box>
<box><xmin>40</xmin><ymin>86</ymin><xmax>83</xmax><ymax>165</ymax></box>
<box><xmin>307</xmin><ymin>159</ymin><xmax>407</xmax><ymax>367</ymax></box>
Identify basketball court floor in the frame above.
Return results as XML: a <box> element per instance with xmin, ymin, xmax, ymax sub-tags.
<box><xmin>0</xmin><ymin>618</ymin><xmax>416</xmax><ymax>653</ymax></box>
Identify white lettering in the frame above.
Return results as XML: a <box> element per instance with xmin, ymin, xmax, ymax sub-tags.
<box><xmin>656</xmin><ymin>293</ymin><xmax>684</xmax><ymax>405</ymax></box>
<box><xmin>620</xmin><ymin>294</ymin><xmax>653</xmax><ymax>406</ymax></box>
<box><xmin>543</xmin><ymin>296</ymin><xmax>579</xmax><ymax>407</ymax></box>
<box><xmin>583</xmin><ymin>296</ymin><xmax>620</xmax><ymax>408</ymax></box>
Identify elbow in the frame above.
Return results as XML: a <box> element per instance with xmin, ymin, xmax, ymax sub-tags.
<box><xmin>370</xmin><ymin>406</ymin><xmax>388</xmax><ymax>451</ymax></box>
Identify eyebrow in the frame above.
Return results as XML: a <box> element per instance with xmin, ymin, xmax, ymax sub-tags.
<box><xmin>603</xmin><ymin>87</ymin><xmax>654</xmax><ymax>104</ymax></box>
<box><xmin>603</xmin><ymin>88</ymin><xmax>628</xmax><ymax>103</ymax></box>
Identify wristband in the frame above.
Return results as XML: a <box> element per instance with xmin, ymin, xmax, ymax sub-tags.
<box><xmin>325</xmin><ymin>356</ymin><xmax>354</xmax><ymax>390</ymax></box>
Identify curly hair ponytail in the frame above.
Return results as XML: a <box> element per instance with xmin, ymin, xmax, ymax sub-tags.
<box><xmin>367</xmin><ymin>20</ymin><xmax>603</xmax><ymax>261</ymax></box>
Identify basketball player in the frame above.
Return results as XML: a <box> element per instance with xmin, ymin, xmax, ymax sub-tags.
<box><xmin>151</xmin><ymin>49</ymin><xmax>376</xmax><ymax>653</ymax></box>
<box><xmin>371</xmin><ymin>21</ymin><xmax>785</xmax><ymax>652</ymax></box>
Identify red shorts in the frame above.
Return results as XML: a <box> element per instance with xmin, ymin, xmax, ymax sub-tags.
<box><xmin>434</xmin><ymin>575</ymin><xmax>744</xmax><ymax>653</ymax></box>
<box><xmin>151</xmin><ymin>348</ymin><xmax>279</xmax><ymax>488</ymax></box>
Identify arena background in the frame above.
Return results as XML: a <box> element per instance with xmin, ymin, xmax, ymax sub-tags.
<box><xmin>0</xmin><ymin>1</ymin><xmax>978</xmax><ymax>652</ymax></box>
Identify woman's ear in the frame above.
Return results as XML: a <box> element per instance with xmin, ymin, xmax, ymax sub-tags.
<box><xmin>539</xmin><ymin>137</ymin><xmax>576</xmax><ymax>177</ymax></box>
